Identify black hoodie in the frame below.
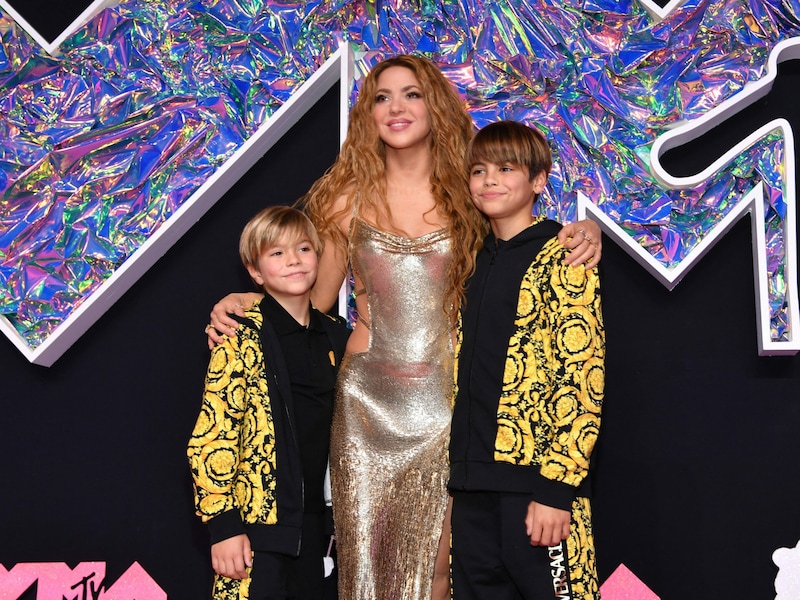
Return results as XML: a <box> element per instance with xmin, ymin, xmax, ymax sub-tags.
<box><xmin>449</xmin><ymin>218</ymin><xmax>590</xmax><ymax>511</ymax></box>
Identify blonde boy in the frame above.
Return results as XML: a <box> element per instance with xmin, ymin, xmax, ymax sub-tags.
<box><xmin>188</xmin><ymin>206</ymin><xmax>350</xmax><ymax>600</ymax></box>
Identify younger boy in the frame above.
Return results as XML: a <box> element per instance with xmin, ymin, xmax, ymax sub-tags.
<box><xmin>188</xmin><ymin>206</ymin><xmax>350</xmax><ymax>600</ymax></box>
<box><xmin>448</xmin><ymin>121</ymin><xmax>605</xmax><ymax>599</ymax></box>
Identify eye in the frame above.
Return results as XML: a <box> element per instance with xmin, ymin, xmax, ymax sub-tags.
<box><xmin>470</xmin><ymin>166</ymin><xmax>485</xmax><ymax>176</ymax></box>
<box><xmin>406</xmin><ymin>90</ymin><xmax>422</xmax><ymax>99</ymax></box>
<box><xmin>298</xmin><ymin>244</ymin><xmax>313</xmax><ymax>253</ymax></box>
<box><xmin>375</xmin><ymin>93</ymin><xmax>390</xmax><ymax>103</ymax></box>
<box><xmin>269</xmin><ymin>249</ymin><xmax>283</xmax><ymax>257</ymax></box>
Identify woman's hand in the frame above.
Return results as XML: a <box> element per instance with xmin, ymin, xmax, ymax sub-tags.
<box><xmin>205</xmin><ymin>292</ymin><xmax>263</xmax><ymax>349</ymax></box>
<box><xmin>559</xmin><ymin>219</ymin><xmax>601</xmax><ymax>269</ymax></box>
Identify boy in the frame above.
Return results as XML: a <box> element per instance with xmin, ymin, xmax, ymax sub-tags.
<box><xmin>188</xmin><ymin>206</ymin><xmax>350</xmax><ymax>600</ymax></box>
<box><xmin>448</xmin><ymin>121</ymin><xmax>605</xmax><ymax>599</ymax></box>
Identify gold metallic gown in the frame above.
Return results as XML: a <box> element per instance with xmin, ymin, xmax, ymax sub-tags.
<box><xmin>330</xmin><ymin>219</ymin><xmax>454</xmax><ymax>600</ymax></box>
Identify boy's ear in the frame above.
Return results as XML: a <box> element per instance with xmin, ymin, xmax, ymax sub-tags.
<box><xmin>246</xmin><ymin>264</ymin><xmax>264</xmax><ymax>285</ymax></box>
<box><xmin>531</xmin><ymin>170</ymin><xmax>548</xmax><ymax>194</ymax></box>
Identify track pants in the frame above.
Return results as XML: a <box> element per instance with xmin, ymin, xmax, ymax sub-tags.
<box><xmin>451</xmin><ymin>491</ymin><xmax>599</xmax><ymax>600</ymax></box>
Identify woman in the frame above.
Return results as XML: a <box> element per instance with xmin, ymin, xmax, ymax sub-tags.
<box><xmin>207</xmin><ymin>55</ymin><xmax>601</xmax><ymax>599</ymax></box>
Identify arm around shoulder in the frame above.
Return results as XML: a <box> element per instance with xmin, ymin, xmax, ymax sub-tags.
<box><xmin>311</xmin><ymin>236</ymin><xmax>348</xmax><ymax>313</ymax></box>
<box><xmin>559</xmin><ymin>219</ymin><xmax>601</xmax><ymax>268</ymax></box>
<box><xmin>206</xmin><ymin>291</ymin><xmax>264</xmax><ymax>347</ymax></box>
<box><xmin>310</xmin><ymin>193</ymin><xmax>352</xmax><ymax>313</ymax></box>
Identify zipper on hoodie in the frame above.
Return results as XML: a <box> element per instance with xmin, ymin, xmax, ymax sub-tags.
<box><xmin>462</xmin><ymin>241</ymin><xmax>500</xmax><ymax>489</ymax></box>
<box><xmin>272</xmin><ymin>370</ymin><xmax>304</xmax><ymax>556</ymax></box>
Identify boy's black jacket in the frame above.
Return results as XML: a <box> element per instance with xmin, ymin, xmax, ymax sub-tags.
<box><xmin>189</xmin><ymin>297</ymin><xmax>349</xmax><ymax>556</ymax></box>
<box><xmin>450</xmin><ymin>218</ymin><xmax>602</xmax><ymax>510</ymax></box>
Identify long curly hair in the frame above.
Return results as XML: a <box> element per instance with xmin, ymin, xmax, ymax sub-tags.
<box><xmin>302</xmin><ymin>54</ymin><xmax>487</xmax><ymax>316</ymax></box>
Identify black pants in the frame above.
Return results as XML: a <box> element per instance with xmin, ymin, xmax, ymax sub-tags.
<box><xmin>451</xmin><ymin>491</ymin><xmax>577</xmax><ymax>600</ymax></box>
<box><xmin>248</xmin><ymin>513</ymin><xmax>327</xmax><ymax>599</ymax></box>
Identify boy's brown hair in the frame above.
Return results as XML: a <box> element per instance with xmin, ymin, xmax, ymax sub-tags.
<box><xmin>239</xmin><ymin>205</ymin><xmax>322</xmax><ymax>269</ymax></box>
<box><xmin>466</xmin><ymin>120</ymin><xmax>552</xmax><ymax>182</ymax></box>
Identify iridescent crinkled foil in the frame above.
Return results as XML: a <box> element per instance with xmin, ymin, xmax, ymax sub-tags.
<box><xmin>0</xmin><ymin>0</ymin><xmax>798</xmax><ymax>347</ymax></box>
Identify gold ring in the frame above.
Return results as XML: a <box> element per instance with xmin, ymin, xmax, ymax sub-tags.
<box><xmin>204</xmin><ymin>324</ymin><xmax>212</xmax><ymax>334</ymax></box>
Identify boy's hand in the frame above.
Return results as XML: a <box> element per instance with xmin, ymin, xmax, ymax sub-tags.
<box><xmin>211</xmin><ymin>534</ymin><xmax>253</xmax><ymax>579</ymax></box>
<box><xmin>525</xmin><ymin>500</ymin><xmax>571</xmax><ymax>547</ymax></box>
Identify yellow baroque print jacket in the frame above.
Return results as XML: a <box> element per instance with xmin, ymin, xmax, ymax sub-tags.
<box><xmin>187</xmin><ymin>299</ymin><xmax>349</xmax><ymax>561</ymax></box>
<box><xmin>450</xmin><ymin>219</ymin><xmax>605</xmax><ymax>510</ymax></box>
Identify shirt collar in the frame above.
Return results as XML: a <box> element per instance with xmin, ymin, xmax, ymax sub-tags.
<box><xmin>260</xmin><ymin>293</ymin><xmax>323</xmax><ymax>335</ymax></box>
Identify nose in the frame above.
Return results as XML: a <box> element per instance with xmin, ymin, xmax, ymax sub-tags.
<box><xmin>483</xmin><ymin>168</ymin><xmax>498</xmax><ymax>186</ymax></box>
<box><xmin>389</xmin><ymin>96</ymin><xmax>404</xmax><ymax>114</ymax></box>
<box><xmin>285</xmin><ymin>249</ymin><xmax>301</xmax><ymax>265</ymax></box>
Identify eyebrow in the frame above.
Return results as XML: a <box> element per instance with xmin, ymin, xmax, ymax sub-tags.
<box><xmin>375</xmin><ymin>84</ymin><xmax>421</xmax><ymax>94</ymax></box>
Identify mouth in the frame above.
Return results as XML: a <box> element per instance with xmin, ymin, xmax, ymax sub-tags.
<box><xmin>387</xmin><ymin>119</ymin><xmax>411</xmax><ymax>129</ymax></box>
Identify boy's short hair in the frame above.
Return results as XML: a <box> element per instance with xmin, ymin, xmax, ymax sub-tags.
<box><xmin>466</xmin><ymin>120</ymin><xmax>553</xmax><ymax>181</ymax></box>
<box><xmin>239</xmin><ymin>205</ymin><xmax>322</xmax><ymax>268</ymax></box>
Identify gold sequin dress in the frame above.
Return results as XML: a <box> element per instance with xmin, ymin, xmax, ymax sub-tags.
<box><xmin>330</xmin><ymin>219</ymin><xmax>454</xmax><ymax>600</ymax></box>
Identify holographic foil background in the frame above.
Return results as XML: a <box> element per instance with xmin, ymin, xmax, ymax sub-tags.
<box><xmin>0</xmin><ymin>0</ymin><xmax>797</xmax><ymax>347</ymax></box>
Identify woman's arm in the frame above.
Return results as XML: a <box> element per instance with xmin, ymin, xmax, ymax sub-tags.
<box><xmin>310</xmin><ymin>231</ymin><xmax>349</xmax><ymax>313</ymax></box>
<box><xmin>558</xmin><ymin>219</ymin><xmax>601</xmax><ymax>268</ymax></box>
<box><xmin>206</xmin><ymin>292</ymin><xmax>264</xmax><ymax>348</ymax></box>
<box><xmin>309</xmin><ymin>192</ymin><xmax>352</xmax><ymax>313</ymax></box>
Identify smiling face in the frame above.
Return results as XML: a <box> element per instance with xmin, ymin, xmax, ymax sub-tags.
<box><xmin>465</xmin><ymin>120</ymin><xmax>553</xmax><ymax>239</ymax></box>
<box><xmin>469</xmin><ymin>160</ymin><xmax>547</xmax><ymax>239</ymax></box>
<box><xmin>247</xmin><ymin>233</ymin><xmax>318</xmax><ymax>303</ymax></box>
<box><xmin>371</xmin><ymin>65</ymin><xmax>432</xmax><ymax>152</ymax></box>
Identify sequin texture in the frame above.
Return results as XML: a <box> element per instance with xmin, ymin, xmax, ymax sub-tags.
<box><xmin>330</xmin><ymin>219</ymin><xmax>453</xmax><ymax>599</ymax></box>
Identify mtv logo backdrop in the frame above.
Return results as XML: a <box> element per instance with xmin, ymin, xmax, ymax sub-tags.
<box><xmin>0</xmin><ymin>2</ymin><xmax>798</xmax><ymax>599</ymax></box>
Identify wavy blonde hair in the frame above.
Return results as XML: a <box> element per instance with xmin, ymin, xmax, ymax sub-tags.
<box><xmin>302</xmin><ymin>54</ymin><xmax>487</xmax><ymax>315</ymax></box>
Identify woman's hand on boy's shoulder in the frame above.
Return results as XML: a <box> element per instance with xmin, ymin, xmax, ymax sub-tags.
<box><xmin>206</xmin><ymin>292</ymin><xmax>264</xmax><ymax>349</ymax></box>
<box><xmin>559</xmin><ymin>220</ymin><xmax>601</xmax><ymax>269</ymax></box>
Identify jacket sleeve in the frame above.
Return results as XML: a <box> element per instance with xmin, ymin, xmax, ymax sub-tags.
<box><xmin>494</xmin><ymin>238</ymin><xmax>604</xmax><ymax>507</ymax></box>
<box><xmin>187</xmin><ymin>323</ymin><xmax>274</xmax><ymax>542</ymax></box>
<box><xmin>537</xmin><ymin>256</ymin><xmax>605</xmax><ymax>489</ymax></box>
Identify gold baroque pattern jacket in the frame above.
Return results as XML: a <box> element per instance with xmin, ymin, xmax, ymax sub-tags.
<box><xmin>187</xmin><ymin>300</ymin><xmax>349</xmax><ymax>600</ymax></box>
<box><xmin>188</xmin><ymin>305</ymin><xmax>279</xmax><ymax>535</ymax></box>
<box><xmin>497</xmin><ymin>236</ymin><xmax>604</xmax><ymax>485</ymax></box>
<box><xmin>450</xmin><ymin>219</ymin><xmax>604</xmax><ymax>600</ymax></box>
<box><xmin>450</xmin><ymin>220</ymin><xmax>605</xmax><ymax>510</ymax></box>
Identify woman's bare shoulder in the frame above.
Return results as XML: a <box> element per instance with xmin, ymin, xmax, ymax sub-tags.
<box><xmin>331</xmin><ymin>189</ymin><xmax>356</xmax><ymax>232</ymax></box>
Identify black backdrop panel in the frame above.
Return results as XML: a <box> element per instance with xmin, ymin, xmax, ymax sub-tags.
<box><xmin>0</xmin><ymin>84</ymin><xmax>342</xmax><ymax>599</ymax></box>
<box><xmin>2</xmin><ymin>4</ymin><xmax>800</xmax><ymax>599</ymax></box>
<box><xmin>593</xmin><ymin>215</ymin><xmax>800</xmax><ymax>599</ymax></box>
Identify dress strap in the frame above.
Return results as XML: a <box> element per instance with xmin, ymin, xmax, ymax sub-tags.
<box><xmin>352</xmin><ymin>286</ymin><xmax>370</xmax><ymax>328</ymax></box>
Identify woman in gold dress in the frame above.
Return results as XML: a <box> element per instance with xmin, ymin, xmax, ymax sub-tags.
<box><xmin>207</xmin><ymin>55</ymin><xmax>601</xmax><ymax>599</ymax></box>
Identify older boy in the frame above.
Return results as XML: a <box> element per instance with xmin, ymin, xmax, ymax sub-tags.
<box><xmin>449</xmin><ymin>121</ymin><xmax>605</xmax><ymax>599</ymax></box>
<box><xmin>188</xmin><ymin>206</ymin><xmax>350</xmax><ymax>600</ymax></box>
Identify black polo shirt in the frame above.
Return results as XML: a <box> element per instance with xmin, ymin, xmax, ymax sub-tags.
<box><xmin>261</xmin><ymin>294</ymin><xmax>337</xmax><ymax>515</ymax></box>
